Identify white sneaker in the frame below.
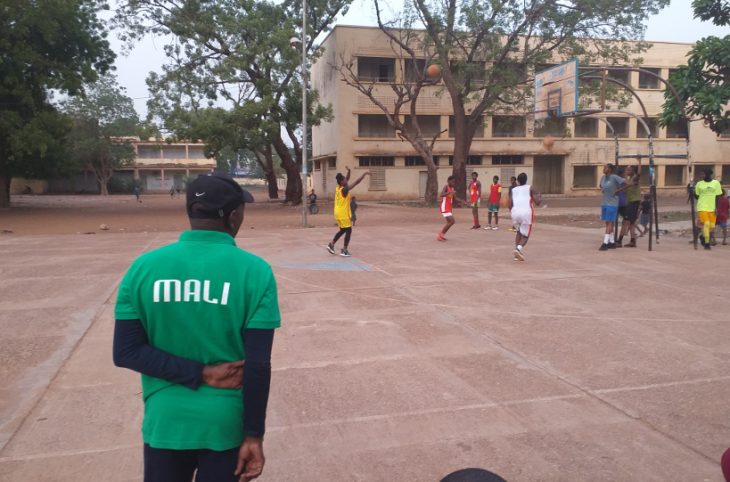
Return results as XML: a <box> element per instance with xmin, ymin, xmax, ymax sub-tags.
<box><xmin>514</xmin><ymin>246</ymin><xmax>525</xmax><ymax>261</ymax></box>
<box><xmin>492</xmin><ymin>226</ymin><xmax>499</xmax><ymax>230</ymax></box>
<box><xmin>484</xmin><ymin>225</ymin><xmax>492</xmax><ymax>230</ymax></box>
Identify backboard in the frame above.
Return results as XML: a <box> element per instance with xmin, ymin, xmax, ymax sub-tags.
<box><xmin>534</xmin><ymin>59</ymin><xmax>578</xmax><ymax>120</ymax></box>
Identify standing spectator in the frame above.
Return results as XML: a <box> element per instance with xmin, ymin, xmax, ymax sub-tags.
<box><xmin>617</xmin><ymin>163</ymin><xmax>641</xmax><ymax>247</ymax></box>
<box><xmin>485</xmin><ymin>175</ymin><xmax>502</xmax><ymax>230</ymax></box>
<box><xmin>468</xmin><ymin>172</ymin><xmax>482</xmax><ymax>229</ymax></box>
<box><xmin>133</xmin><ymin>185</ymin><xmax>141</xmax><ymax>203</ymax></box>
<box><xmin>599</xmin><ymin>163</ymin><xmax>623</xmax><ymax>251</ymax></box>
<box><xmin>113</xmin><ymin>172</ymin><xmax>280</xmax><ymax>482</ymax></box>
<box><xmin>694</xmin><ymin>168</ymin><xmax>723</xmax><ymax>250</ymax></box>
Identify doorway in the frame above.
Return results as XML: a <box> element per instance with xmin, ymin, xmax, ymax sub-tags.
<box><xmin>533</xmin><ymin>155</ymin><xmax>564</xmax><ymax>194</ymax></box>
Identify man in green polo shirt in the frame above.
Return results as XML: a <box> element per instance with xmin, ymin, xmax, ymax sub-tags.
<box><xmin>114</xmin><ymin>172</ymin><xmax>280</xmax><ymax>482</ymax></box>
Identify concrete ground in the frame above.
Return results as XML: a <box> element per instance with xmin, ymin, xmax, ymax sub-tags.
<box><xmin>0</xmin><ymin>203</ymin><xmax>728</xmax><ymax>481</ymax></box>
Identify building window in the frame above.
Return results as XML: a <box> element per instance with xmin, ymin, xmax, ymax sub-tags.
<box><xmin>138</xmin><ymin>146</ymin><xmax>161</xmax><ymax>159</ymax></box>
<box><xmin>358</xmin><ymin>114</ymin><xmax>395</xmax><ymax>138</ymax></box>
<box><xmin>666</xmin><ymin>119</ymin><xmax>688</xmax><ymax>139</ymax></box>
<box><xmin>358</xmin><ymin>156</ymin><xmax>394</xmax><ymax>167</ymax></box>
<box><xmin>664</xmin><ymin>166</ymin><xmax>685</xmax><ymax>186</ymax></box>
<box><xmin>357</xmin><ymin>57</ymin><xmax>395</xmax><ymax>82</ymax></box>
<box><xmin>328</xmin><ymin>158</ymin><xmax>337</xmax><ymax>168</ymax></box>
<box><xmin>405</xmin><ymin>115</ymin><xmax>442</xmax><ymax>139</ymax></box>
<box><xmin>638</xmin><ymin>68</ymin><xmax>661</xmax><ymax>89</ymax></box>
<box><xmin>448</xmin><ymin>155</ymin><xmax>482</xmax><ymax>166</ymax></box>
<box><xmin>492</xmin><ymin>115</ymin><xmax>526</xmax><ymax>137</ymax></box>
<box><xmin>534</xmin><ymin>117</ymin><xmax>568</xmax><ymax>137</ymax></box>
<box><xmin>604</xmin><ymin>117</ymin><xmax>629</xmax><ymax>138</ymax></box>
<box><xmin>450</xmin><ymin>60</ymin><xmax>486</xmax><ymax>85</ymax></box>
<box><xmin>405</xmin><ymin>156</ymin><xmax>439</xmax><ymax>166</ymax></box>
<box><xmin>162</xmin><ymin>146</ymin><xmax>186</xmax><ymax>159</ymax></box>
<box><xmin>640</xmin><ymin>117</ymin><xmax>659</xmax><ymax>138</ymax></box>
<box><xmin>448</xmin><ymin>116</ymin><xmax>484</xmax><ymax>138</ymax></box>
<box><xmin>606</xmin><ymin>68</ymin><xmax>631</xmax><ymax>86</ymax></box>
<box><xmin>188</xmin><ymin>146</ymin><xmax>207</xmax><ymax>159</ymax></box>
<box><xmin>693</xmin><ymin>164</ymin><xmax>715</xmax><ymax>181</ymax></box>
<box><xmin>492</xmin><ymin>155</ymin><xmax>524</xmax><ymax>165</ymax></box>
<box><xmin>404</xmin><ymin>59</ymin><xmax>427</xmax><ymax>83</ymax></box>
<box><xmin>574</xmin><ymin>117</ymin><xmax>598</xmax><ymax>138</ymax></box>
<box><xmin>573</xmin><ymin>166</ymin><xmax>596</xmax><ymax>188</ymax></box>
<box><xmin>314</xmin><ymin>160</ymin><xmax>321</xmax><ymax>171</ymax></box>
<box><xmin>665</xmin><ymin>165</ymin><xmax>684</xmax><ymax>186</ymax></box>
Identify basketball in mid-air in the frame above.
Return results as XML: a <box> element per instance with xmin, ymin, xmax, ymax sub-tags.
<box><xmin>542</xmin><ymin>135</ymin><xmax>555</xmax><ymax>150</ymax></box>
<box><xmin>426</xmin><ymin>64</ymin><xmax>441</xmax><ymax>78</ymax></box>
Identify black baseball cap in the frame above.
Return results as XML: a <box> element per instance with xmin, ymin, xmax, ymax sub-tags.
<box><xmin>186</xmin><ymin>172</ymin><xmax>254</xmax><ymax>219</ymax></box>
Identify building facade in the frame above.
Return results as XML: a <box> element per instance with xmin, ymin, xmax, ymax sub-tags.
<box><xmin>117</xmin><ymin>138</ymin><xmax>215</xmax><ymax>192</ymax></box>
<box><xmin>311</xmin><ymin>26</ymin><xmax>729</xmax><ymax>199</ymax></box>
<box><xmin>11</xmin><ymin>138</ymin><xmax>215</xmax><ymax>194</ymax></box>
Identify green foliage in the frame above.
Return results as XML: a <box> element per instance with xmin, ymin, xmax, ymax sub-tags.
<box><xmin>64</xmin><ymin>74</ymin><xmax>142</xmax><ymax>194</ymax></box>
<box><xmin>693</xmin><ymin>0</ymin><xmax>730</xmax><ymax>26</ymax></box>
<box><xmin>660</xmin><ymin>1</ymin><xmax>730</xmax><ymax>135</ymax></box>
<box><xmin>115</xmin><ymin>0</ymin><xmax>348</xmax><ymax>202</ymax></box>
<box><xmin>0</xmin><ymin>0</ymin><xmax>115</xmax><ymax>204</ymax></box>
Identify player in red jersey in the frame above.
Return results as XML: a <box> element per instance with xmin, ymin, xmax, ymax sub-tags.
<box><xmin>468</xmin><ymin>172</ymin><xmax>482</xmax><ymax>229</ymax></box>
<box><xmin>438</xmin><ymin>176</ymin><xmax>468</xmax><ymax>241</ymax></box>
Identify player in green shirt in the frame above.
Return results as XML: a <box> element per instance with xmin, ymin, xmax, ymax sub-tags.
<box><xmin>114</xmin><ymin>172</ymin><xmax>280</xmax><ymax>481</ymax></box>
<box><xmin>694</xmin><ymin>168</ymin><xmax>723</xmax><ymax>250</ymax></box>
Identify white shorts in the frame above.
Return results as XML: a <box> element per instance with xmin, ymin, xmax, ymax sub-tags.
<box><xmin>511</xmin><ymin>208</ymin><xmax>533</xmax><ymax>237</ymax></box>
<box><xmin>442</xmin><ymin>212</ymin><xmax>453</xmax><ymax>218</ymax></box>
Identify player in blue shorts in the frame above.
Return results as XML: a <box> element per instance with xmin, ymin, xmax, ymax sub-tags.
<box><xmin>599</xmin><ymin>163</ymin><xmax>624</xmax><ymax>251</ymax></box>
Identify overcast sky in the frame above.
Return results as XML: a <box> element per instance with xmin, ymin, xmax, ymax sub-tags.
<box><xmin>111</xmin><ymin>0</ymin><xmax>730</xmax><ymax>117</ymax></box>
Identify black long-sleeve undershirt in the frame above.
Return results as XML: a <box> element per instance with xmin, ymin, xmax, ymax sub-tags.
<box><xmin>113</xmin><ymin>319</ymin><xmax>274</xmax><ymax>438</ymax></box>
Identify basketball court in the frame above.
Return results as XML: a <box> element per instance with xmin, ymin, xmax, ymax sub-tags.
<box><xmin>0</xmin><ymin>197</ymin><xmax>728</xmax><ymax>481</ymax></box>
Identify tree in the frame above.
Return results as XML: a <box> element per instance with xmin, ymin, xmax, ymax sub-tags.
<box><xmin>360</xmin><ymin>0</ymin><xmax>668</xmax><ymax>200</ymax></box>
<box><xmin>115</xmin><ymin>0</ymin><xmax>350</xmax><ymax>204</ymax></box>
<box><xmin>0</xmin><ymin>0</ymin><xmax>115</xmax><ymax>207</ymax></box>
<box><xmin>64</xmin><ymin>75</ymin><xmax>141</xmax><ymax>195</ymax></box>
<box><xmin>336</xmin><ymin>28</ymin><xmax>443</xmax><ymax>203</ymax></box>
<box><xmin>660</xmin><ymin>0</ymin><xmax>730</xmax><ymax>136</ymax></box>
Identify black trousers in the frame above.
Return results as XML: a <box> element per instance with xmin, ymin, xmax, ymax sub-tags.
<box><xmin>144</xmin><ymin>444</ymin><xmax>239</xmax><ymax>482</ymax></box>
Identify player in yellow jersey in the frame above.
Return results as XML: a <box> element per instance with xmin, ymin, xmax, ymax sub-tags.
<box><xmin>327</xmin><ymin>167</ymin><xmax>370</xmax><ymax>257</ymax></box>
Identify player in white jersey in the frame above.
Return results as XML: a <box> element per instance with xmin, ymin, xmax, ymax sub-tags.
<box><xmin>510</xmin><ymin>172</ymin><xmax>542</xmax><ymax>261</ymax></box>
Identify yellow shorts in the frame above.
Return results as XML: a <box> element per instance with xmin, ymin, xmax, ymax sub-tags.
<box><xmin>336</xmin><ymin>217</ymin><xmax>352</xmax><ymax>229</ymax></box>
<box><xmin>698</xmin><ymin>211</ymin><xmax>716</xmax><ymax>227</ymax></box>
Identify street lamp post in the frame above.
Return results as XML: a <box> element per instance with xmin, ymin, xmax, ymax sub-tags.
<box><xmin>291</xmin><ymin>0</ymin><xmax>308</xmax><ymax>228</ymax></box>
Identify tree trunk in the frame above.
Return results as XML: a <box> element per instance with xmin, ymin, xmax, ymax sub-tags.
<box><xmin>424</xmin><ymin>161</ymin><xmax>438</xmax><ymax>205</ymax></box>
<box><xmin>256</xmin><ymin>146</ymin><xmax>279</xmax><ymax>199</ymax></box>
<box><xmin>93</xmin><ymin>168</ymin><xmax>110</xmax><ymax>196</ymax></box>
<box><xmin>271</xmin><ymin>137</ymin><xmax>302</xmax><ymax>204</ymax></box>
<box><xmin>450</xmin><ymin>112</ymin><xmax>469</xmax><ymax>200</ymax></box>
<box><xmin>451</xmin><ymin>111</ymin><xmax>480</xmax><ymax>201</ymax></box>
<box><xmin>0</xmin><ymin>170</ymin><xmax>10</xmax><ymax>208</ymax></box>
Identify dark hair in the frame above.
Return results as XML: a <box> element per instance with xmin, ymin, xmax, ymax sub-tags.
<box><xmin>447</xmin><ymin>175</ymin><xmax>455</xmax><ymax>181</ymax></box>
<box><xmin>335</xmin><ymin>173</ymin><xmax>345</xmax><ymax>183</ymax></box>
<box><xmin>517</xmin><ymin>172</ymin><xmax>528</xmax><ymax>185</ymax></box>
<box><xmin>605</xmin><ymin>163</ymin><xmax>615</xmax><ymax>172</ymax></box>
<box><xmin>471</xmin><ymin>172</ymin><xmax>478</xmax><ymax>177</ymax></box>
<box><xmin>704</xmin><ymin>168</ymin><xmax>713</xmax><ymax>177</ymax></box>
<box><xmin>493</xmin><ymin>175</ymin><xmax>499</xmax><ymax>181</ymax></box>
